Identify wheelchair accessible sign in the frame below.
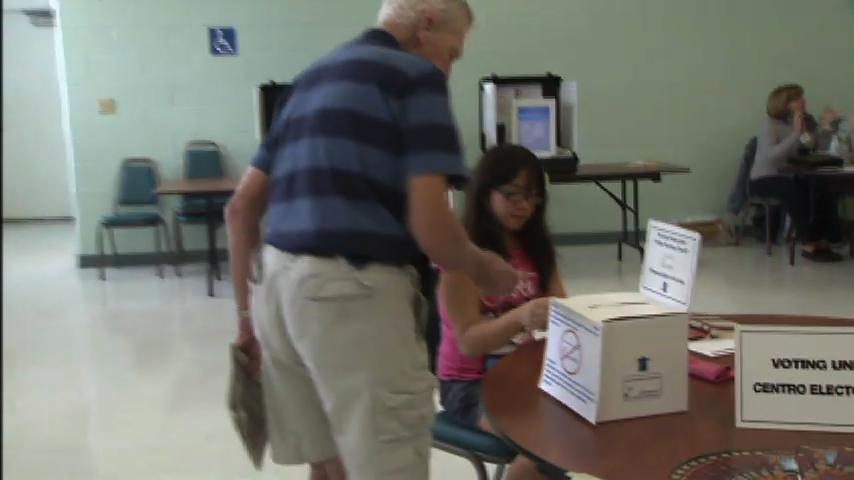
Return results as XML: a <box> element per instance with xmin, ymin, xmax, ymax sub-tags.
<box><xmin>209</xmin><ymin>27</ymin><xmax>237</xmax><ymax>56</ymax></box>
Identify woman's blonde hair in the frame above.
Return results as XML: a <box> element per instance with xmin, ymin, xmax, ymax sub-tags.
<box><xmin>766</xmin><ymin>84</ymin><xmax>804</xmax><ymax>120</ymax></box>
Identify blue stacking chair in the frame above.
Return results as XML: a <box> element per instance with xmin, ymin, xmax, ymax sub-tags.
<box><xmin>429</xmin><ymin>309</ymin><xmax>516</xmax><ymax>479</ymax></box>
<box><xmin>172</xmin><ymin>140</ymin><xmax>230</xmax><ymax>277</ymax></box>
<box><xmin>96</xmin><ymin>158</ymin><xmax>175</xmax><ymax>281</ymax></box>
<box><xmin>432</xmin><ymin>411</ymin><xmax>515</xmax><ymax>480</ymax></box>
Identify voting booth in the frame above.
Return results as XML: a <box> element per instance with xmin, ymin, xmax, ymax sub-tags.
<box><xmin>539</xmin><ymin>220</ymin><xmax>702</xmax><ymax>424</ymax></box>
<box><xmin>254</xmin><ymin>81</ymin><xmax>294</xmax><ymax>140</ymax></box>
<box><xmin>479</xmin><ymin>74</ymin><xmax>579</xmax><ymax>172</ymax></box>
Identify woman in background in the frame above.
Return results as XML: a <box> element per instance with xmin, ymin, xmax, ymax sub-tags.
<box><xmin>750</xmin><ymin>84</ymin><xmax>843</xmax><ymax>262</ymax></box>
<box><xmin>437</xmin><ymin>144</ymin><xmax>567</xmax><ymax>480</ymax></box>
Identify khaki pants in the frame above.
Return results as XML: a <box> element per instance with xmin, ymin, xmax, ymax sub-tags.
<box><xmin>254</xmin><ymin>246</ymin><xmax>435</xmax><ymax>479</ymax></box>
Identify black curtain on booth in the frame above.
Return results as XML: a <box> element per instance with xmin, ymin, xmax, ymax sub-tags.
<box><xmin>259</xmin><ymin>82</ymin><xmax>294</xmax><ymax>138</ymax></box>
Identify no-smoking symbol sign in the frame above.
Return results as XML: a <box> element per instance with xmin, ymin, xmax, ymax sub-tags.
<box><xmin>559</xmin><ymin>329</ymin><xmax>582</xmax><ymax>375</ymax></box>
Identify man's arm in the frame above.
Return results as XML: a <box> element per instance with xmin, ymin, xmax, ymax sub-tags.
<box><xmin>225</xmin><ymin>135</ymin><xmax>274</xmax><ymax>340</ymax></box>
<box><xmin>400</xmin><ymin>67</ymin><xmax>481</xmax><ymax>273</ymax></box>
<box><xmin>408</xmin><ymin>175</ymin><xmax>481</xmax><ymax>273</ymax></box>
<box><xmin>225</xmin><ymin>167</ymin><xmax>269</xmax><ymax>317</ymax></box>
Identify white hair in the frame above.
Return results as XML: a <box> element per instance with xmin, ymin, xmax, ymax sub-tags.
<box><xmin>377</xmin><ymin>0</ymin><xmax>473</xmax><ymax>31</ymax></box>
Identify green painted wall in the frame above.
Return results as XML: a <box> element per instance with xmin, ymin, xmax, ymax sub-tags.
<box><xmin>57</xmin><ymin>0</ymin><xmax>854</xmax><ymax>256</ymax></box>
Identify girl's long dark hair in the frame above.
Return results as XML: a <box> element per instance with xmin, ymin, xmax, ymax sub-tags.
<box><xmin>462</xmin><ymin>144</ymin><xmax>556</xmax><ymax>293</ymax></box>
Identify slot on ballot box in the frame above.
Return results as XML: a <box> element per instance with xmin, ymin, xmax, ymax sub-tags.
<box><xmin>539</xmin><ymin>220</ymin><xmax>702</xmax><ymax>424</ymax></box>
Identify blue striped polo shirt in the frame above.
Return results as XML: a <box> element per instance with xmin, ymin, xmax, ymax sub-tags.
<box><xmin>251</xmin><ymin>29</ymin><xmax>468</xmax><ymax>265</ymax></box>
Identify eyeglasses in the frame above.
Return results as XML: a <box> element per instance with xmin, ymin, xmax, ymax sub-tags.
<box><xmin>496</xmin><ymin>187</ymin><xmax>542</xmax><ymax>206</ymax></box>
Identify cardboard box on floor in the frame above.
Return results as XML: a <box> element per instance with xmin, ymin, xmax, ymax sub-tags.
<box><xmin>539</xmin><ymin>220</ymin><xmax>702</xmax><ymax>424</ymax></box>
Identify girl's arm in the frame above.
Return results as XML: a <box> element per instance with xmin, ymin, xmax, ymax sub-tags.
<box><xmin>439</xmin><ymin>272</ymin><xmax>530</xmax><ymax>357</ymax></box>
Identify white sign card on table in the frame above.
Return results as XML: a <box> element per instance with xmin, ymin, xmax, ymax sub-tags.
<box><xmin>639</xmin><ymin>220</ymin><xmax>702</xmax><ymax>310</ymax></box>
<box><xmin>735</xmin><ymin>324</ymin><xmax>854</xmax><ymax>433</ymax></box>
<box><xmin>539</xmin><ymin>220</ymin><xmax>702</xmax><ymax>424</ymax></box>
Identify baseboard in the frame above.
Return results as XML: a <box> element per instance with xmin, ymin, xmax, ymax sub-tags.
<box><xmin>3</xmin><ymin>216</ymin><xmax>74</xmax><ymax>224</ymax></box>
<box><xmin>74</xmin><ymin>223</ymin><xmax>849</xmax><ymax>269</ymax></box>
<box><xmin>77</xmin><ymin>231</ymin><xmax>630</xmax><ymax>269</ymax></box>
<box><xmin>78</xmin><ymin>249</ymin><xmax>229</xmax><ymax>268</ymax></box>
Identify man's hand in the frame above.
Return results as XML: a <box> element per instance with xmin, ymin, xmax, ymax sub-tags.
<box><xmin>235</xmin><ymin>318</ymin><xmax>261</xmax><ymax>376</ymax></box>
<box><xmin>470</xmin><ymin>250</ymin><xmax>519</xmax><ymax>296</ymax></box>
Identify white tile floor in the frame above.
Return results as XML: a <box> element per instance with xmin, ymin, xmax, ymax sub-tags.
<box><xmin>2</xmin><ymin>223</ymin><xmax>852</xmax><ymax>480</ymax></box>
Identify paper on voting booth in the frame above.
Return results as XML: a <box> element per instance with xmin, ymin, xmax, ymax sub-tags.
<box><xmin>539</xmin><ymin>220</ymin><xmax>701</xmax><ymax>424</ymax></box>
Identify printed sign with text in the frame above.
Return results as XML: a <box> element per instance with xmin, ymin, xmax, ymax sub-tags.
<box><xmin>736</xmin><ymin>324</ymin><xmax>854</xmax><ymax>433</ymax></box>
<box><xmin>640</xmin><ymin>220</ymin><xmax>701</xmax><ymax>311</ymax></box>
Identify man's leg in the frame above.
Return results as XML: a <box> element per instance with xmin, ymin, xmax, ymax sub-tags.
<box><xmin>255</xmin><ymin>247</ymin><xmax>341</xmax><ymax>471</ymax></box>
<box><xmin>284</xmin><ymin>257</ymin><xmax>436</xmax><ymax>480</ymax></box>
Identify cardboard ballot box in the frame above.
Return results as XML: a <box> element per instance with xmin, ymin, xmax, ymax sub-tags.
<box><xmin>539</xmin><ymin>220</ymin><xmax>701</xmax><ymax>424</ymax></box>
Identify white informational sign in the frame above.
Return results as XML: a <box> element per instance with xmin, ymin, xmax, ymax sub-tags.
<box><xmin>736</xmin><ymin>324</ymin><xmax>854</xmax><ymax>433</ymax></box>
<box><xmin>510</xmin><ymin>98</ymin><xmax>558</xmax><ymax>158</ymax></box>
<box><xmin>481</xmin><ymin>83</ymin><xmax>498</xmax><ymax>148</ymax></box>
<box><xmin>539</xmin><ymin>302</ymin><xmax>603</xmax><ymax>423</ymax></box>
<box><xmin>640</xmin><ymin>220</ymin><xmax>702</xmax><ymax>311</ymax></box>
<box><xmin>559</xmin><ymin>81</ymin><xmax>579</xmax><ymax>151</ymax></box>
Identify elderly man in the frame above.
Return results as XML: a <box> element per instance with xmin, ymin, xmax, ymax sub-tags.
<box><xmin>224</xmin><ymin>1</ymin><xmax>518</xmax><ymax>479</ymax></box>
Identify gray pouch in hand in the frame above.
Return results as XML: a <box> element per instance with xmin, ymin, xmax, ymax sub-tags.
<box><xmin>227</xmin><ymin>344</ymin><xmax>267</xmax><ymax>469</ymax></box>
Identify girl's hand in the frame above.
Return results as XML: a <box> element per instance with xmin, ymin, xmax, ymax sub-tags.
<box><xmin>520</xmin><ymin>297</ymin><xmax>551</xmax><ymax>332</ymax></box>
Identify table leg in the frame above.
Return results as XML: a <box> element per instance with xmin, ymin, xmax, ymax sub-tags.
<box><xmin>205</xmin><ymin>196</ymin><xmax>216</xmax><ymax>297</ymax></box>
<box><xmin>619</xmin><ymin>180</ymin><xmax>627</xmax><ymax>261</ymax></box>
<box><xmin>592</xmin><ymin>180</ymin><xmax>644</xmax><ymax>262</ymax></box>
<box><xmin>633</xmin><ymin>178</ymin><xmax>644</xmax><ymax>258</ymax></box>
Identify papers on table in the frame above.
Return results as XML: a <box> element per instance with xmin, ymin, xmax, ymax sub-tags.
<box><xmin>689</xmin><ymin>338</ymin><xmax>735</xmax><ymax>357</ymax></box>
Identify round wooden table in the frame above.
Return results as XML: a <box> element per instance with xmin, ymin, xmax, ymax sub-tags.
<box><xmin>481</xmin><ymin>315</ymin><xmax>853</xmax><ymax>479</ymax></box>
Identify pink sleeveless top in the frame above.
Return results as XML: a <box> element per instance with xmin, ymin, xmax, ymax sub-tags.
<box><xmin>437</xmin><ymin>248</ymin><xmax>542</xmax><ymax>381</ymax></box>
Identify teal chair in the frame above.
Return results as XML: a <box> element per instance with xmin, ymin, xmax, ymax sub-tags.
<box><xmin>96</xmin><ymin>158</ymin><xmax>175</xmax><ymax>280</ymax></box>
<box><xmin>429</xmin><ymin>308</ymin><xmax>516</xmax><ymax>479</ymax></box>
<box><xmin>172</xmin><ymin>140</ymin><xmax>230</xmax><ymax>277</ymax></box>
<box><xmin>432</xmin><ymin>411</ymin><xmax>515</xmax><ymax>480</ymax></box>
